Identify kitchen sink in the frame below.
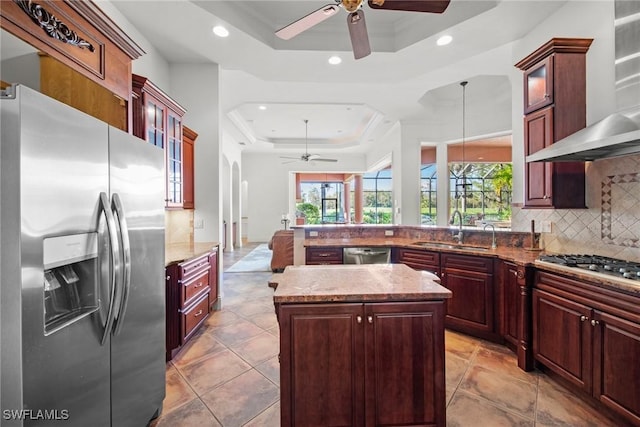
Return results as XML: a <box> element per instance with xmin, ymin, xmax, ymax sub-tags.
<box><xmin>412</xmin><ymin>242</ymin><xmax>490</xmax><ymax>252</ymax></box>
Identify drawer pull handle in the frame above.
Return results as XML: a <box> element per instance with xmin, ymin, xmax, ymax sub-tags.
<box><xmin>194</xmin><ymin>309</ymin><xmax>204</xmax><ymax>317</ymax></box>
<box><xmin>591</xmin><ymin>319</ymin><xmax>599</xmax><ymax>326</ymax></box>
<box><xmin>580</xmin><ymin>315</ymin><xmax>588</xmax><ymax>322</ymax></box>
<box><xmin>318</xmin><ymin>253</ymin><xmax>330</xmax><ymax>257</ymax></box>
<box><xmin>357</xmin><ymin>316</ymin><xmax>362</xmax><ymax>324</ymax></box>
<box><xmin>195</xmin><ymin>283</ymin><xmax>203</xmax><ymax>288</ymax></box>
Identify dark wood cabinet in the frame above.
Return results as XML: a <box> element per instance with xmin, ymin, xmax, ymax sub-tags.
<box><xmin>305</xmin><ymin>247</ymin><xmax>343</xmax><ymax>265</ymax></box>
<box><xmin>524</xmin><ymin>107</ymin><xmax>554</xmax><ymax>207</ymax></box>
<box><xmin>182</xmin><ymin>126</ymin><xmax>197</xmax><ymax>209</ymax></box>
<box><xmin>501</xmin><ymin>261</ymin><xmax>534</xmax><ymax>371</ymax></box>
<box><xmin>441</xmin><ymin>253</ymin><xmax>496</xmax><ymax>340</ymax></box>
<box><xmin>533</xmin><ymin>270</ymin><xmax>640</xmax><ymax>426</ymax></box>
<box><xmin>207</xmin><ymin>248</ymin><xmax>219</xmax><ymax>311</ymax></box>
<box><xmin>515</xmin><ymin>38</ymin><xmax>592</xmax><ymax>209</ymax></box>
<box><xmin>533</xmin><ymin>288</ymin><xmax>592</xmax><ymax>390</ymax></box>
<box><xmin>523</xmin><ymin>55</ymin><xmax>554</xmax><ymax>114</ymax></box>
<box><xmin>132</xmin><ymin>74</ymin><xmax>192</xmax><ymax>209</ymax></box>
<box><xmin>278</xmin><ymin>301</ymin><xmax>446</xmax><ymax>427</ymax></box>
<box><xmin>592</xmin><ymin>311</ymin><xmax>640</xmax><ymax>425</ymax></box>
<box><xmin>165</xmin><ymin>248</ymin><xmax>219</xmax><ymax>361</ymax></box>
<box><xmin>391</xmin><ymin>247</ymin><xmax>440</xmax><ymax>276</ymax></box>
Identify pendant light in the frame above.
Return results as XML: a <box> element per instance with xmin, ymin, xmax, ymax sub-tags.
<box><xmin>454</xmin><ymin>81</ymin><xmax>470</xmax><ymax>207</ymax></box>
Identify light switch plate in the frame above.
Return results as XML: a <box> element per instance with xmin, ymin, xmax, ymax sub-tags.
<box><xmin>385</xmin><ymin>230</ymin><xmax>394</xmax><ymax>236</ymax></box>
<box><xmin>194</xmin><ymin>219</ymin><xmax>204</xmax><ymax>229</ymax></box>
<box><xmin>309</xmin><ymin>231</ymin><xmax>318</xmax><ymax>237</ymax></box>
<box><xmin>541</xmin><ymin>221</ymin><xmax>552</xmax><ymax>233</ymax></box>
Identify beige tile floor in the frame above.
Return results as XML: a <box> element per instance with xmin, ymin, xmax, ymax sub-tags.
<box><xmin>150</xmin><ymin>243</ymin><xmax>621</xmax><ymax>427</ymax></box>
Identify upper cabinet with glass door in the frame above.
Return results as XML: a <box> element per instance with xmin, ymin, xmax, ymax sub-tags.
<box><xmin>131</xmin><ymin>74</ymin><xmax>188</xmax><ymax>209</ymax></box>
<box><xmin>523</xmin><ymin>55</ymin><xmax>553</xmax><ymax>114</ymax></box>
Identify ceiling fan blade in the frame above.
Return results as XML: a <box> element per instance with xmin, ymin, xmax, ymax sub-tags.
<box><xmin>347</xmin><ymin>10</ymin><xmax>371</xmax><ymax>59</ymax></box>
<box><xmin>313</xmin><ymin>158</ymin><xmax>339</xmax><ymax>162</ymax></box>
<box><xmin>280</xmin><ymin>156</ymin><xmax>303</xmax><ymax>160</ymax></box>
<box><xmin>367</xmin><ymin>0</ymin><xmax>451</xmax><ymax>14</ymax></box>
<box><xmin>276</xmin><ymin>4</ymin><xmax>340</xmax><ymax>40</ymax></box>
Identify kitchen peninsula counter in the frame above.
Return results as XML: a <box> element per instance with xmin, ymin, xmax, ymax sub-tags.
<box><xmin>274</xmin><ymin>263</ymin><xmax>451</xmax><ymax>426</ymax></box>
<box><xmin>302</xmin><ymin>236</ymin><xmax>543</xmax><ymax>266</ymax></box>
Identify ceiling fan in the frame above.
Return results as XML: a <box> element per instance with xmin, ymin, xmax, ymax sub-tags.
<box><xmin>275</xmin><ymin>0</ymin><xmax>451</xmax><ymax>59</ymax></box>
<box><xmin>280</xmin><ymin>119</ymin><xmax>338</xmax><ymax>163</ymax></box>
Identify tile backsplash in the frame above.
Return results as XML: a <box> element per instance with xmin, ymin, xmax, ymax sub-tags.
<box><xmin>165</xmin><ymin>209</ymin><xmax>194</xmax><ymax>245</ymax></box>
<box><xmin>513</xmin><ymin>154</ymin><xmax>640</xmax><ymax>262</ymax></box>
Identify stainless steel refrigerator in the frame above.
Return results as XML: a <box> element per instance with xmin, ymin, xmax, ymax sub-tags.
<box><xmin>1</xmin><ymin>85</ymin><xmax>166</xmax><ymax>426</ymax></box>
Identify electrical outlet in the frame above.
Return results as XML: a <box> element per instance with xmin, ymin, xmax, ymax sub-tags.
<box><xmin>541</xmin><ymin>221</ymin><xmax>552</xmax><ymax>233</ymax></box>
<box><xmin>384</xmin><ymin>230</ymin><xmax>394</xmax><ymax>236</ymax></box>
<box><xmin>309</xmin><ymin>231</ymin><xmax>318</xmax><ymax>237</ymax></box>
<box><xmin>194</xmin><ymin>219</ymin><xmax>204</xmax><ymax>229</ymax></box>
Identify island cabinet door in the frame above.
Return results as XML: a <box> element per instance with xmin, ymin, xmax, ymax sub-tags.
<box><xmin>364</xmin><ymin>302</ymin><xmax>446</xmax><ymax>427</ymax></box>
<box><xmin>279</xmin><ymin>303</ymin><xmax>365</xmax><ymax>427</ymax></box>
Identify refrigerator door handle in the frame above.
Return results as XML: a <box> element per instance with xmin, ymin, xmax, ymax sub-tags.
<box><xmin>99</xmin><ymin>192</ymin><xmax>122</xmax><ymax>346</ymax></box>
<box><xmin>111</xmin><ymin>193</ymin><xmax>131</xmax><ymax>336</ymax></box>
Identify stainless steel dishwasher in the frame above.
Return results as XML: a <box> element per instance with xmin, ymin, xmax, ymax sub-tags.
<box><xmin>343</xmin><ymin>247</ymin><xmax>391</xmax><ymax>264</ymax></box>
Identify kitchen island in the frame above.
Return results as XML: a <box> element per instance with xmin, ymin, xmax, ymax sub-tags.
<box><xmin>273</xmin><ymin>263</ymin><xmax>452</xmax><ymax>427</ymax></box>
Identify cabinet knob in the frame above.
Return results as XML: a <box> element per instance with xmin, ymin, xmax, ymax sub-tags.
<box><xmin>580</xmin><ymin>315</ymin><xmax>588</xmax><ymax>322</ymax></box>
<box><xmin>591</xmin><ymin>319</ymin><xmax>600</xmax><ymax>326</ymax></box>
<box><xmin>367</xmin><ymin>316</ymin><xmax>373</xmax><ymax>324</ymax></box>
<box><xmin>357</xmin><ymin>316</ymin><xmax>362</xmax><ymax>324</ymax></box>
<box><xmin>166</xmin><ymin>275</ymin><xmax>170</xmax><ymax>280</ymax></box>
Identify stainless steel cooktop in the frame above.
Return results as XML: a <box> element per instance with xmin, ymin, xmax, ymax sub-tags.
<box><xmin>538</xmin><ymin>254</ymin><xmax>640</xmax><ymax>281</ymax></box>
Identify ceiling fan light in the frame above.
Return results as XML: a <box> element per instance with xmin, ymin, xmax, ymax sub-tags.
<box><xmin>437</xmin><ymin>35</ymin><xmax>452</xmax><ymax>46</ymax></box>
<box><xmin>328</xmin><ymin>56</ymin><xmax>342</xmax><ymax>65</ymax></box>
<box><xmin>213</xmin><ymin>25</ymin><xmax>229</xmax><ymax>38</ymax></box>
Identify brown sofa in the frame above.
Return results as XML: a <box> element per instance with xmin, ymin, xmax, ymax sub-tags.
<box><xmin>268</xmin><ymin>230</ymin><xmax>294</xmax><ymax>272</ymax></box>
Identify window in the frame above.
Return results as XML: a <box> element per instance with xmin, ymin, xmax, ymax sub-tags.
<box><xmin>420</xmin><ymin>164</ymin><xmax>437</xmax><ymax>225</ymax></box>
<box><xmin>361</xmin><ymin>169</ymin><xmax>393</xmax><ymax>224</ymax></box>
<box><xmin>449</xmin><ymin>163</ymin><xmax>512</xmax><ymax>226</ymax></box>
<box><xmin>297</xmin><ymin>181</ymin><xmax>345</xmax><ymax>224</ymax></box>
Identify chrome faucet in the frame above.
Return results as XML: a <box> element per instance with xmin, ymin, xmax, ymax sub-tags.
<box><xmin>483</xmin><ymin>223</ymin><xmax>497</xmax><ymax>249</ymax></box>
<box><xmin>451</xmin><ymin>210</ymin><xmax>463</xmax><ymax>244</ymax></box>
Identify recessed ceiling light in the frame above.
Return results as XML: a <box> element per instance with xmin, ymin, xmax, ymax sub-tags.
<box><xmin>258</xmin><ymin>105</ymin><xmax>267</xmax><ymax>110</ymax></box>
<box><xmin>436</xmin><ymin>35</ymin><xmax>452</xmax><ymax>46</ymax></box>
<box><xmin>328</xmin><ymin>56</ymin><xmax>342</xmax><ymax>65</ymax></box>
<box><xmin>213</xmin><ymin>26</ymin><xmax>229</xmax><ymax>38</ymax></box>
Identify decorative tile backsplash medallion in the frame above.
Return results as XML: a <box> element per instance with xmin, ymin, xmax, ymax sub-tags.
<box><xmin>513</xmin><ymin>153</ymin><xmax>640</xmax><ymax>262</ymax></box>
<box><xmin>601</xmin><ymin>172</ymin><xmax>640</xmax><ymax>248</ymax></box>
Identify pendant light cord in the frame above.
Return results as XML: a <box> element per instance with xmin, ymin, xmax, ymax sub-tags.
<box><xmin>304</xmin><ymin>119</ymin><xmax>309</xmax><ymax>156</ymax></box>
<box><xmin>461</xmin><ymin>81</ymin><xmax>467</xmax><ymax>185</ymax></box>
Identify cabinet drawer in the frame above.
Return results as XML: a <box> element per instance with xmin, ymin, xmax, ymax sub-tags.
<box><xmin>306</xmin><ymin>247</ymin><xmax>343</xmax><ymax>264</ymax></box>
<box><xmin>182</xmin><ymin>292</ymin><xmax>209</xmax><ymax>341</ymax></box>
<box><xmin>442</xmin><ymin>253</ymin><xmax>493</xmax><ymax>273</ymax></box>
<box><xmin>394</xmin><ymin>248</ymin><xmax>440</xmax><ymax>272</ymax></box>
<box><xmin>182</xmin><ymin>269</ymin><xmax>210</xmax><ymax>307</ymax></box>
<box><xmin>180</xmin><ymin>253</ymin><xmax>210</xmax><ymax>280</ymax></box>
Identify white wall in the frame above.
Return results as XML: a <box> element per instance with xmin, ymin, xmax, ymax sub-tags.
<box><xmin>169</xmin><ymin>63</ymin><xmax>222</xmax><ymax>243</ymax></box>
<box><xmin>242</xmin><ymin>152</ymin><xmax>366</xmax><ymax>242</ymax></box>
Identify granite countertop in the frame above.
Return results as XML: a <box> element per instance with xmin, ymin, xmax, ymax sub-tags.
<box><xmin>534</xmin><ymin>260</ymin><xmax>640</xmax><ymax>296</ymax></box>
<box><xmin>303</xmin><ymin>237</ymin><xmax>543</xmax><ymax>266</ymax></box>
<box><xmin>165</xmin><ymin>241</ymin><xmax>220</xmax><ymax>266</ymax></box>
<box><xmin>273</xmin><ymin>263</ymin><xmax>452</xmax><ymax>304</ymax></box>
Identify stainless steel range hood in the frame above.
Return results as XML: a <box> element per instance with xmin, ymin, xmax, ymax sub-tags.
<box><xmin>526</xmin><ymin>110</ymin><xmax>640</xmax><ymax>162</ymax></box>
<box><xmin>527</xmin><ymin>0</ymin><xmax>640</xmax><ymax>162</ymax></box>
